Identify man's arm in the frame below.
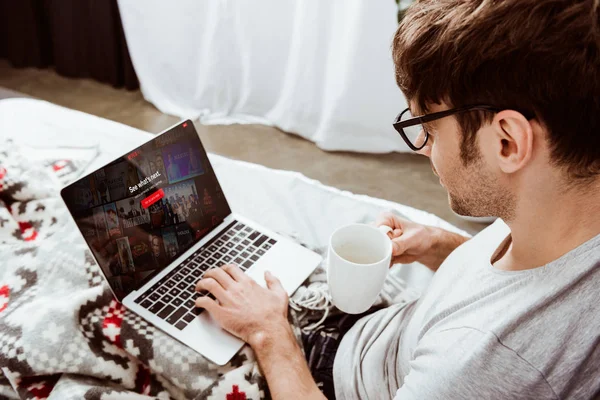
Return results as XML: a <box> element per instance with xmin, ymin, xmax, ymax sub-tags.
<box><xmin>249</xmin><ymin>323</ymin><xmax>326</xmax><ymax>400</ymax></box>
<box><xmin>195</xmin><ymin>266</ymin><xmax>325</xmax><ymax>400</ymax></box>
<box><xmin>419</xmin><ymin>226</ymin><xmax>470</xmax><ymax>271</ymax></box>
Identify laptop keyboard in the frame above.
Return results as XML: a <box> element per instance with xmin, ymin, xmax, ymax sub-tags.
<box><xmin>133</xmin><ymin>220</ymin><xmax>277</xmax><ymax>330</ymax></box>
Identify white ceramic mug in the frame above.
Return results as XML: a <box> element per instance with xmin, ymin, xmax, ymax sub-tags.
<box><xmin>327</xmin><ymin>223</ymin><xmax>393</xmax><ymax>314</ymax></box>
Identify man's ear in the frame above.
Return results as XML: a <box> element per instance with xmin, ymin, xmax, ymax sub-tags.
<box><xmin>491</xmin><ymin>110</ymin><xmax>534</xmax><ymax>174</ymax></box>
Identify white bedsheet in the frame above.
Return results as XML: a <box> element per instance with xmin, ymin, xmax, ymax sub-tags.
<box><xmin>0</xmin><ymin>98</ymin><xmax>466</xmax><ymax>292</ymax></box>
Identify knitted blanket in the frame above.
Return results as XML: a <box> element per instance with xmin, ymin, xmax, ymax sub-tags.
<box><xmin>0</xmin><ymin>142</ymin><xmax>275</xmax><ymax>400</ymax></box>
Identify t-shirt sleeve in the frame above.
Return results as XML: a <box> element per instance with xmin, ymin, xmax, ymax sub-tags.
<box><xmin>394</xmin><ymin>328</ymin><xmax>557</xmax><ymax>400</ymax></box>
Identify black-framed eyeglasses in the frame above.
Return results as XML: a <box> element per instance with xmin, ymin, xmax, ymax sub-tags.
<box><xmin>393</xmin><ymin>104</ymin><xmax>533</xmax><ymax>151</ymax></box>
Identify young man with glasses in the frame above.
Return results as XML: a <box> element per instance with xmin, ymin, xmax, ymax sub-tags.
<box><xmin>193</xmin><ymin>0</ymin><xmax>600</xmax><ymax>398</ymax></box>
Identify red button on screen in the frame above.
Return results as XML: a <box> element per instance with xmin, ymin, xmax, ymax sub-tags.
<box><xmin>141</xmin><ymin>188</ymin><xmax>164</xmax><ymax>209</ymax></box>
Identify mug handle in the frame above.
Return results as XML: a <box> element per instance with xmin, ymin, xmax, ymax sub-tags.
<box><xmin>379</xmin><ymin>225</ymin><xmax>393</xmax><ymax>235</ymax></box>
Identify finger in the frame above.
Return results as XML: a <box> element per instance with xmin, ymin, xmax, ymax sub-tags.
<box><xmin>390</xmin><ymin>237</ymin><xmax>408</xmax><ymax>257</ymax></box>
<box><xmin>203</xmin><ymin>267</ymin><xmax>236</xmax><ymax>290</ymax></box>
<box><xmin>196</xmin><ymin>277</ymin><xmax>229</xmax><ymax>302</ymax></box>
<box><xmin>265</xmin><ymin>271</ymin><xmax>287</xmax><ymax>300</ymax></box>
<box><xmin>195</xmin><ymin>295</ymin><xmax>220</xmax><ymax>313</ymax></box>
<box><xmin>222</xmin><ymin>263</ymin><xmax>249</xmax><ymax>283</ymax></box>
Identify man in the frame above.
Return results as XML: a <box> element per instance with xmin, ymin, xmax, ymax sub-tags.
<box><xmin>194</xmin><ymin>0</ymin><xmax>600</xmax><ymax>398</ymax></box>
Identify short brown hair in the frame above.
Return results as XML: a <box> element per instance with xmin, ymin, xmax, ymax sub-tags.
<box><xmin>392</xmin><ymin>0</ymin><xmax>600</xmax><ymax>178</ymax></box>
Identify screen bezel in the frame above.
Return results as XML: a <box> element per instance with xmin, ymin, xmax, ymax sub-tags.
<box><xmin>60</xmin><ymin>120</ymin><xmax>232</xmax><ymax>301</ymax></box>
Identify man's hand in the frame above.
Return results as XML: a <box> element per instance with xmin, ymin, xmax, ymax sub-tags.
<box><xmin>196</xmin><ymin>265</ymin><xmax>326</xmax><ymax>399</ymax></box>
<box><xmin>195</xmin><ymin>264</ymin><xmax>289</xmax><ymax>345</ymax></box>
<box><xmin>376</xmin><ymin>212</ymin><xmax>470</xmax><ymax>271</ymax></box>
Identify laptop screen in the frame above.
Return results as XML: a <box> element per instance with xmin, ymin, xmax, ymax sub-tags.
<box><xmin>61</xmin><ymin>121</ymin><xmax>231</xmax><ymax>301</ymax></box>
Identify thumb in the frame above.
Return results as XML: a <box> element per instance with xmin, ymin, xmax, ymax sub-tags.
<box><xmin>265</xmin><ymin>271</ymin><xmax>287</xmax><ymax>297</ymax></box>
<box><xmin>390</xmin><ymin>236</ymin><xmax>408</xmax><ymax>257</ymax></box>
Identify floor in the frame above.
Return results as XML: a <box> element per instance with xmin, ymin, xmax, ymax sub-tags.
<box><xmin>0</xmin><ymin>60</ymin><xmax>485</xmax><ymax>234</ymax></box>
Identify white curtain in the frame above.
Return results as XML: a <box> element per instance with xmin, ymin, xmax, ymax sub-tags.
<box><xmin>118</xmin><ymin>0</ymin><xmax>410</xmax><ymax>153</ymax></box>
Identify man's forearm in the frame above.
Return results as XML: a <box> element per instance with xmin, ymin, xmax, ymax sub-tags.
<box><xmin>250</xmin><ymin>323</ymin><xmax>325</xmax><ymax>400</ymax></box>
<box><xmin>422</xmin><ymin>227</ymin><xmax>470</xmax><ymax>271</ymax></box>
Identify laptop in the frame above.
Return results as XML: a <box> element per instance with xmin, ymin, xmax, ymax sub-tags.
<box><xmin>61</xmin><ymin>120</ymin><xmax>322</xmax><ymax>365</ymax></box>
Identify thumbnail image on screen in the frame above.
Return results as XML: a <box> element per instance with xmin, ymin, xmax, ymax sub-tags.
<box><xmin>61</xmin><ymin>122</ymin><xmax>231</xmax><ymax>300</ymax></box>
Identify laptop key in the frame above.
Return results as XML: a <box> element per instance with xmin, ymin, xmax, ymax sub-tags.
<box><xmin>207</xmin><ymin>257</ymin><xmax>216</xmax><ymax>265</ymax></box>
<box><xmin>165</xmin><ymin>280</ymin><xmax>175</xmax><ymax>288</ymax></box>
<box><xmin>262</xmin><ymin>244</ymin><xmax>272</xmax><ymax>251</ymax></box>
<box><xmin>242</xmin><ymin>260</ymin><xmax>253</xmax><ymax>269</ymax></box>
<box><xmin>183</xmin><ymin>313</ymin><xmax>196</xmax><ymax>323</ymax></box>
<box><xmin>225</xmin><ymin>242</ymin><xmax>234</xmax><ymax>249</ymax></box>
<box><xmin>241</xmin><ymin>251</ymin><xmax>250</xmax><ymax>258</ymax></box>
<box><xmin>172</xmin><ymin>298</ymin><xmax>183</xmax><ymax>307</ymax></box>
<box><xmin>230</xmin><ymin>250</ymin><xmax>239</xmax><ymax>257</ymax></box>
<box><xmin>257</xmin><ymin>249</ymin><xmax>266</xmax><ymax>256</ymax></box>
<box><xmin>180</xmin><ymin>291</ymin><xmax>191</xmax><ymax>300</ymax></box>
<box><xmin>184</xmin><ymin>299</ymin><xmax>195</xmax><ymax>309</ymax></box>
<box><xmin>235</xmin><ymin>245</ymin><xmax>244</xmax><ymax>252</ymax></box>
<box><xmin>184</xmin><ymin>275</ymin><xmax>195</xmax><ymax>284</ymax></box>
<box><xmin>169</xmin><ymin>288</ymin><xmax>181</xmax><ymax>297</ymax></box>
<box><xmin>149</xmin><ymin>301</ymin><xmax>166</xmax><ymax>315</ymax></box>
<box><xmin>248</xmin><ymin>231</ymin><xmax>260</xmax><ymax>241</ymax></box>
<box><xmin>199</xmin><ymin>263</ymin><xmax>211</xmax><ymax>272</ymax></box>
<box><xmin>163</xmin><ymin>294</ymin><xmax>173</xmax><ymax>303</ymax></box>
<box><xmin>166</xmin><ymin>306</ymin><xmax>188</xmax><ymax>324</ymax></box>
<box><xmin>177</xmin><ymin>282</ymin><xmax>187</xmax><ymax>290</ymax></box>
<box><xmin>234</xmin><ymin>223</ymin><xmax>244</xmax><ymax>230</ymax></box>
<box><xmin>242</xmin><ymin>240</ymin><xmax>251</xmax><ymax>246</ymax></box>
<box><xmin>232</xmin><ymin>236</ymin><xmax>241</xmax><ymax>243</ymax></box>
<box><xmin>134</xmin><ymin>293</ymin><xmax>148</xmax><ymax>304</ymax></box>
<box><xmin>254</xmin><ymin>235</ymin><xmax>268</xmax><ymax>247</ymax></box>
<box><xmin>175</xmin><ymin>320</ymin><xmax>188</xmax><ymax>330</ymax></box>
<box><xmin>234</xmin><ymin>257</ymin><xmax>244</xmax><ymax>264</ymax></box>
<box><xmin>158</xmin><ymin>304</ymin><xmax>175</xmax><ymax>319</ymax></box>
<box><xmin>223</xmin><ymin>255</ymin><xmax>232</xmax><ymax>263</ymax></box>
<box><xmin>149</xmin><ymin>292</ymin><xmax>160</xmax><ymax>302</ymax></box>
<box><xmin>216</xmin><ymin>240</ymin><xmax>225</xmax><ymax>246</ymax></box>
<box><xmin>157</xmin><ymin>287</ymin><xmax>168</xmax><ymax>295</ymax></box>
<box><xmin>268</xmin><ymin>239</ymin><xmax>277</xmax><ymax>245</ymax></box>
<box><xmin>191</xmin><ymin>269</ymin><xmax>202</xmax><ymax>277</ymax></box>
<box><xmin>140</xmin><ymin>299</ymin><xmax>153</xmax><ymax>309</ymax></box>
<box><xmin>194</xmin><ymin>307</ymin><xmax>205</xmax><ymax>316</ymax></box>
<box><xmin>250</xmin><ymin>254</ymin><xmax>259</xmax><ymax>262</ymax></box>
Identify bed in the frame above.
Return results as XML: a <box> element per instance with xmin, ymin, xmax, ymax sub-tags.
<box><xmin>0</xmin><ymin>98</ymin><xmax>465</xmax><ymax>399</ymax></box>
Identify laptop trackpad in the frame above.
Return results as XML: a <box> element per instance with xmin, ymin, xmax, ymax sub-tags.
<box><xmin>181</xmin><ymin>310</ymin><xmax>244</xmax><ymax>365</ymax></box>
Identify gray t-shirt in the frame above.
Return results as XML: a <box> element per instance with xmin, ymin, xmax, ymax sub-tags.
<box><xmin>333</xmin><ymin>220</ymin><xmax>600</xmax><ymax>399</ymax></box>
